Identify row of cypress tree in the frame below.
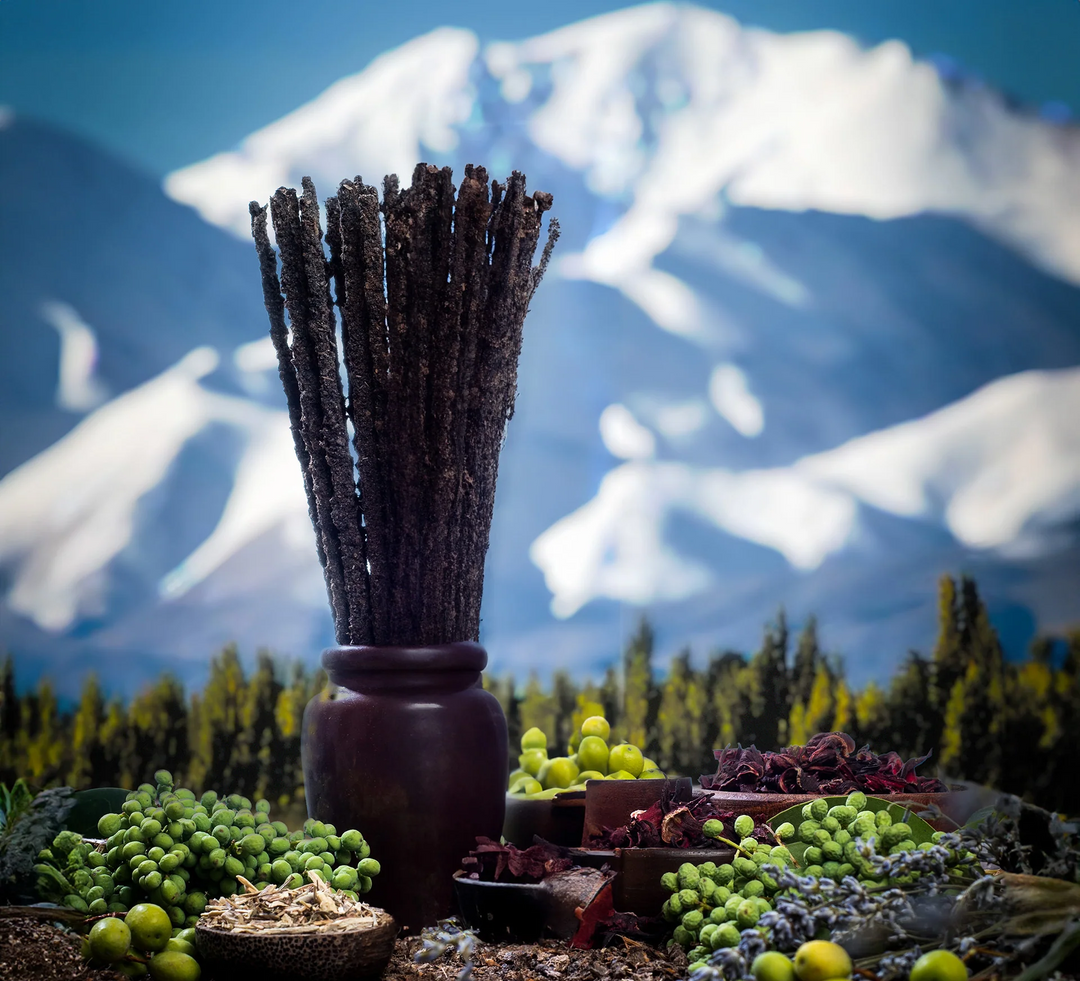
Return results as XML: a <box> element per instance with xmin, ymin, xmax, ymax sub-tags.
<box><xmin>1</xmin><ymin>576</ymin><xmax>1077</xmax><ymax>813</ymax></box>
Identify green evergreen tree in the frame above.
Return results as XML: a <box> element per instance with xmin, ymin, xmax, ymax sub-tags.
<box><xmin>852</xmin><ymin>680</ymin><xmax>890</xmax><ymax>749</ymax></box>
<box><xmin>551</xmin><ymin>670</ymin><xmax>579</xmax><ymax>754</ymax></box>
<box><xmin>656</xmin><ymin>649</ymin><xmax>710</xmax><ymax>775</ymax></box>
<box><xmin>273</xmin><ymin>661</ymin><xmax>312</xmax><ymax>810</ymax></box>
<box><xmin>621</xmin><ymin>617</ymin><xmax>656</xmax><ymax>748</ymax></box>
<box><xmin>939</xmin><ymin>579</ymin><xmax>1006</xmax><ymax>785</ymax></box>
<box><xmin>189</xmin><ymin>645</ymin><xmax>246</xmax><ymax>792</ymax></box>
<box><xmin>791</xmin><ymin>616</ymin><xmax>822</xmax><ymax>708</ymax></box>
<box><xmin>238</xmin><ymin>651</ymin><xmax>284</xmax><ymax>801</ymax></box>
<box><xmin>746</xmin><ymin>610</ymin><xmax>790</xmax><ymax>749</ymax></box>
<box><xmin>68</xmin><ymin>674</ymin><xmax>105</xmax><ymax>789</ymax></box>
<box><xmin>0</xmin><ymin>654</ymin><xmax>19</xmax><ymax>778</ymax></box>
<box><xmin>886</xmin><ymin>652</ymin><xmax>935</xmax><ymax>759</ymax></box>
<box><xmin>129</xmin><ymin>675</ymin><xmax>189</xmax><ymax>788</ymax></box>
<box><xmin>707</xmin><ymin>651</ymin><xmax>749</xmax><ymax>748</ymax></box>
<box><xmin>599</xmin><ymin>666</ymin><xmax>621</xmax><ymax>730</ymax></box>
<box><xmin>518</xmin><ymin>672</ymin><xmax>556</xmax><ymax>743</ymax></box>
<box><xmin>99</xmin><ymin>699</ymin><xmax>135</xmax><ymax>791</ymax></box>
<box><xmin>929</xmin><ymin>575</ymin><xmax>964</xmax><ymax>750</ymax></box>
<box><xmin>24</xmin><ymin>678</ymin><xmax>65</xmax><ymax>786</ymax></box>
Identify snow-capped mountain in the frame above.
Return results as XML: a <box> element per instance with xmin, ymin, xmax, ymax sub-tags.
<box><xmin>4</xmin><ymin>4</ymin><xmax>1080</xmax><ymax>695</ymax></box>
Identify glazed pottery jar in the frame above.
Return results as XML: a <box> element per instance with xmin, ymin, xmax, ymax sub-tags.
<box><xmin>301</xmin><ymin>642</ymin><xmax>508</xmax><ymax>931</ymax></box>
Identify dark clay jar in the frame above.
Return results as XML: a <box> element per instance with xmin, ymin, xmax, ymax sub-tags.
<box><xmin>301</xmin><ymin>642</ymin><xmax>508</xmax><ymax>932</ymax></box>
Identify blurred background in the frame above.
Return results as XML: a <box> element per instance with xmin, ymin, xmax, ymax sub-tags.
<box><xmin>1</xmin><ymin>0</ymin><xmax>1079</xmax><ymax>802</ymax></box>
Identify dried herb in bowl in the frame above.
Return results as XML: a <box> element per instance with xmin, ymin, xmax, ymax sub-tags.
<box><xmin>700</xmin><ymin>731</ymin><xmax>948</xmax><ymax>795</ymax></box>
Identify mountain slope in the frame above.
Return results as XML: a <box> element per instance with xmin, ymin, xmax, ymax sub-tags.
<box><xmin>3</xmin><ymin>6</ymin><xmax>1080</xmax><ymax>694</ymax></box>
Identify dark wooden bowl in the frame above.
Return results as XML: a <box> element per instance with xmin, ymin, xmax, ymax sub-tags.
<box><xmin>581</xmin><ymin>777</ymin><xmax>695</xmax><ymax>844</ymax></box>
<box><xmin>195</xmin><ymin>914</ymin><xmax>397</xmax><ymax>981</ymax></box>
<box><xmin>502</xmin><ymin>790</ymin><xmax>587</xmax><ymax>848</ymax></box>
<box><xmin>452</xmin><ymin>871</ymin><xmax>551</xmax><ymax>942</ymax></box>
<box><xmin>611</xmin><ymin>846</ymin><xmax>734</xmax><ymax>917</ymax></box>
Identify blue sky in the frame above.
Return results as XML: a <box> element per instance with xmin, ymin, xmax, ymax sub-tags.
<box><xmin>2</xmin><ymin>0</ymin><xmax>1079</xmax><ymax>177</ymax></box>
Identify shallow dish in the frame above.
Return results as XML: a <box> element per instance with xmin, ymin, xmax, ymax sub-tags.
<box><xmin>452</xmin><ymin>871</ymin><xmax>551</xmax><ymax>942</ymax></box>
<box><xmin>696</xmin><ymin>789</ymin><xmax>973</xmax><ymax>830</ymax></box>
<box><xmin>195</xmin><ymin>914</ymin><xmax>397</xmax><ymax>981</ymax></box>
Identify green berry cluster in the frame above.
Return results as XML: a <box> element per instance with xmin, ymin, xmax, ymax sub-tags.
<box><xmin>660</xmin><ymin>812</ymin><xmax>797</xmax><ymax>968</ymax></box>
<box><xmin>36</xmin><ymin>770</ymin><xmax>379</xmax><ymax>929</ymax></box>
<box><xmin>794</xmin><ymin>793</ymin><xmax>924</xmax><ymax>884</ymax></box>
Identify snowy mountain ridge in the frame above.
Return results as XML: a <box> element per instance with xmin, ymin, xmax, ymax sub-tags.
<box><xmin>3</xmin><ymin>6</ymin><xmax>1080</xmax><ymax>692</ymax></box>
<box><xmin>168</xmin><ymin>3</ymin><xmax>1080</xmax><ymax>297</ymax></box>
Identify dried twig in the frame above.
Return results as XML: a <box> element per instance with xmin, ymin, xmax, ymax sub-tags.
<box><xmin>250</xmin><ymin>165</ymin><xmax>555</xmax><ymax>647</ymax></box>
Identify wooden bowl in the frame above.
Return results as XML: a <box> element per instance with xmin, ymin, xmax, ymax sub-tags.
<box><xmin>452</xmin><ymin>871</ymin><xmax>551</xmax><ymax>942</ymax></box>
<box><xmin>581</xmin><ymin>777</ymin><xmax>695</xmax><ymax>844</ymax></box>
<box><xmin>611</xmin><ymin>846</ymin><xmax>734</xmax><ymax>917</ymax></box>
<box><xmin>195</xmin><ymin>914</ymin><xmax>397</xmax><ymax>981</ymax></box>
<box><xmin>502</xmin><ymin>790</ymin><xmax>587</xmax><ymax>848</ymax></box>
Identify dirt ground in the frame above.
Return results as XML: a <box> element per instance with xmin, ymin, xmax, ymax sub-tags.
<box><xmin>0</xmin><ymin>916</ymin><xmax>689</xmax><ymax>981</ymax></box>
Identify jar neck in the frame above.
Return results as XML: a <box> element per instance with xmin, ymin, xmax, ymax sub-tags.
<box><xmin>321</xmin><ymin>642</ymin><xmax>488</xmax><ymax>693</ymax></box>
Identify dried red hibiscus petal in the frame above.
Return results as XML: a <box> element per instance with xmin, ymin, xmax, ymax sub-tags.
<box><xmin>460</xmin><ymin>837</ymin><xmax>574</xmax><ymax>883</ymax></box>
<box><xmin>584</xmin><ymin>794</ymin><xmax>775</xmax><ymax>850</ymax></box>
<box><xmin>699</xmin><ymin>731</ymin><xmax>947</xmax><ymax>794</ymax></box>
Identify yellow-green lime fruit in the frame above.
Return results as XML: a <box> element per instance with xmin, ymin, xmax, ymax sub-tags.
<box><xmin>116</xmin><ymin>963</ymin><xmax>149</xmax><ymax>978</ymax></box>
<box><xmin>507</xmin><ymin>767</ymin><xmax>530</xmax><ymax>787</ymax></box>
<box><xmin>640</xmin><ymin>767</ymin><xmax>665</xmax><ymax>779</ymax></box>
<box><xmin>580</xmin><ymin>716</ymin><xmax>611</xmax><ymax>741</ymax></box>
<box><xmin>909</xmin><ymin>950</ymin><xmax>968</xmax><ymax>981</ymax></box>
<box><xmin>542</xmin><ymin>756</ymin><xmax>580</xmax><ymax>789</ymax></box>
<box><xmin>148</xmin><ymin>950</ymin><xmax>201</xmax><ymax>981</ymax></box>
<box><xmin>577</xmin><ymin>735</ymin><xmax>610</xmax><ymax>774</ymax></box>
<box><xmin>793</xmin><ymin>941</ymin><xmax>853</xmax><ymax>981</ymax></box>
<box><xmin>752</xmin><ymin>951</ymin><xmax>796</xmax><ymax>981</ymax></box>
<box><xmin>125</xmin><ymin>904</ymin><xmax>173</xmax><ymax>953</ymax></box>
<box><xmin>89</xmin><ymin>917</ymin><xmax>132</xmax><ymax>962</ymax></box>
<box><xmin>510</xmin><ymin>777</ymin><xmax>543</xmax><ymax>795</ymax></box>
<box><xmin>607</xmin><ymin>743</ymin><xmax>645</xmax><ymax>778</ymax></box>
<box><xmin>518</xmin><ymin>748</ymin><xmax>547</xmax><ymax>776</ymax></box>
<box><xmin>577</xmin><ymin>770</ymin><xmax>606</xmax><ymax>782</ymax></box>
<box><xmin>520</xmin><ymin>727</ymin><xmax>547</xmax><ymax>751</ymax></box>
<box><xmin>164</xmin><ymin>938</ymin><xmax>197</xmax><ymax>958</ymax></box>
<box><xmin>606</xmin><ymin>769</ymin><xmax>637</xmax><ymax>780</ymax></box>
<box><xmin>568</xmin><ymin>729</ymin><xmax>582</xmax><ymax>754</ymax></box>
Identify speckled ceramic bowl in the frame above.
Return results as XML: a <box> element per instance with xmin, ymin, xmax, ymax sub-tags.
<box><xmin>195</xmin><ymin>914</ymin><xmax>397</xmax><ymax>981</ymax></box>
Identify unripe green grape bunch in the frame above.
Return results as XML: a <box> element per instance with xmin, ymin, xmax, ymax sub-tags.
<box><xmin>36</xmin><ymin>770</ymin><xmax>380</xmax><ymax>932</ymax></box>
<box><xmin>660</xmin><ymin>813</ymin><xmax>798</xmax><ymax>965</ymax></box>
<box><xmin>663</xmin><ymin>795</ymin><xmax>977</xmax><ymax>975</ymax></box>
<box><xmin>788</xmin><ymin>792</ymin><xmax>974</xmax><ymax>887</ymax></box>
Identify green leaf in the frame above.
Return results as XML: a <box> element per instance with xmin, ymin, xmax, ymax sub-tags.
<box><xmin>63</xmin><ymin>788</ymin><xmax>130</xmax><ymax>838</ymax></box>
<box><xmin>962</xmin><ymin>806</ymin><xmax>999</xmax><ymax>829</ymax></box>
<box><xmin>767</xmin><ymin>796</ymin><xmax>936</xmax><ymax>864</ymax></box>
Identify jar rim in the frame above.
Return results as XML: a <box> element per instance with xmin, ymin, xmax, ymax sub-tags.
<box><xmin>321</xmin><ymin>641</ymin><xmax>487</xmax><ymax>675</ymax></box>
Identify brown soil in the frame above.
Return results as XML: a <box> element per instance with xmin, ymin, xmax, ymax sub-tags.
<box><xmin>0</xmin><ymin>917</ymin><xmax>689</xmax><ymax>981</ymax></box>
<box><xmin>0</xmin><ymin>917</ymin><xmax>123</xmax><ymax>981</ymax></box>
<box><xmin>386</xmin><ymin>935</ymin><xmax>688</xmax><ymax>981</ymax></box>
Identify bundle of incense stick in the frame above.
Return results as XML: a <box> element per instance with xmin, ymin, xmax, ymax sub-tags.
<box><xmin>249</xmin><ymin>164</ymin><xmax>558</xmax><ymax>647</ymax></box>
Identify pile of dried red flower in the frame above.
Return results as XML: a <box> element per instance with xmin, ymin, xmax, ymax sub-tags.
<box><xmin>699</xmin><ymin>731</ymin><xmax>948</xmax><ymax>794</ymax></box>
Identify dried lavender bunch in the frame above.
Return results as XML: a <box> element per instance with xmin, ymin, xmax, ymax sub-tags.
<box><xmin>415</xmin><ymin>918</ymin><xmax>478</xmax><ymax>981</ymax></box>
<box><xmin>689</xmin><ymin>838</ymin><xmax>990</xmax><ymax>981</ymax></box>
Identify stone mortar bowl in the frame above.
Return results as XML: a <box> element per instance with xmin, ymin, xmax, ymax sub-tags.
<box><xmin>195</xmin><ymin>914</ymin><xmax>397</xmax><ymax>981</ymax></box>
